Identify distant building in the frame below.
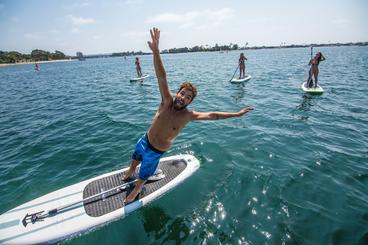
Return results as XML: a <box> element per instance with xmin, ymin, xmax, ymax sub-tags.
<box><xmin>76</xmin><ymin>52</ymin><xmax>86</xmax><ymax>61</ymax></box>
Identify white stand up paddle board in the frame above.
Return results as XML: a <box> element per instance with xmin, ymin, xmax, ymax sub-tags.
<box><xmin>230</xmin><ymin>75</ymin><xmax>252</xmax><ymax>83</ymax></box>
<box><xmin>0</xmin><ymin>154</ymin><xmax>200</xmax><ymax>244</ymax></box>
<box><xmin>301</xmin><ymin>82</ymin><xmax>324</xmax><ymax>94</ymax></box>
<box><xmin>130</xmin><ymin>74</ymin><xmax>149</xmax><ymax>82</ymax></box>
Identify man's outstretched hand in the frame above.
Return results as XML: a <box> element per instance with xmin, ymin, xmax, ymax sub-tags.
<box><xmin>148</xmin><ymin>27</ymin><xmax>160</xmax><ymax>53</ymax></box>
<box><xmin>238</xmin><ymin>107</ymin><xmax>254</xmax><ymax>117</ymax></box>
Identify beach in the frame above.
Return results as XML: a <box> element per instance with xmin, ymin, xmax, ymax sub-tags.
<box><xmin>0</xmin><ymin>58</ymin><xmax>76</xmax><ymax>67</ymax></box>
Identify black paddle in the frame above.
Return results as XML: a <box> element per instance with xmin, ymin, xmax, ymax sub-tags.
<box><xmin>307</xmin><ymin>46</ymin><xmax>314</xmax><ymax>88</ymax></box>
<box><xmin>229</xmin><ymin>63</ymin><xmax>240</xmax><ymax>82</ymax></box>
<box><xmin>22</xmin><ymin>169</ymin><xmax>165</xmax><ymax>227</ymax></box>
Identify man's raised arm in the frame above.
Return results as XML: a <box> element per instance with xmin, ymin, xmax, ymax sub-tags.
<box><xmin>147</xmin><ymin>28</ymin><xmax>172</xmax><ymax>104</ymax></box>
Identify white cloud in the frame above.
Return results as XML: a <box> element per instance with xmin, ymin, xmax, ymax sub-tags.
<box><xmin>24</xmin><ymin>33</ymin><xmax>41</xmax><ymax>40</ymax></box>
<box><xmin>71</xmin><ymin>27</ymin><xmax>80</xmax><ymax>33</ymax></box>
<box><xmin>248</xmin><ymin>17</ymin><xmax>270</xmax><ymax>24</ymax></box>
<box><xmin>50</xmin><ymin>29</ymin><xmax>60</xmax><ymax>35</ymax></box>
<box><xmin>147</xmin><ymin>13</ymin><xmax>183</xmax><ymax>23</ymax></box>
<box><xmin>66</xmin><ymin>14</ymin><xmax>95</xmax><ymax>25</ymax></box>
<box><xmin>64</xmin><ymin>2</ymin><xmax>90</xmax><ymax>10</ymax></box>
<box><xmin>124</xmin><ymin>0</ymin><xmax>143</xmax><ymax>5</ymax></box>
<box><xmin>122</xmin><ymin>31</ymin><xmax>147</xmax><ymax>38</ymax></box>
<box><xmin>146</xmin><ymin>8</ymin><xmax>233</xmax><ymax>30</ymax></box>
<box><xmin>179</xmin><ymin>22</ymin><xmax>195</xmax><ymax>29</ymax></box>
<box><xmin>332</xmin><ymin>18</ymin><xmax>349</xmax><ymax>25</ymax></box>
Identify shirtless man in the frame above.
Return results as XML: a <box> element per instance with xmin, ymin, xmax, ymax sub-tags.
<box><xmin>123</xmin><ymin>28</ymin><xmax>254</xmax><ymax>204</ymax></box>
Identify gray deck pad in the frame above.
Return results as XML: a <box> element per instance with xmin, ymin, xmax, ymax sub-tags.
<box><xmin>83</xmin><ymin>159</ymin><xmax>187</xmax><ymax>217</ymax></box>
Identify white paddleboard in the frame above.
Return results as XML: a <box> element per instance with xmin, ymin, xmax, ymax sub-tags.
<box><xmin>230</xmin><ymin>75</ymin><xmax>252</xmax><ymax>83</ymax></box>
<box><xmin>130</xmin><ymin>74</ymin><xmax>149</xmax><ymax>82</ymax></box>
<box><xmin>301</xmin><ymin>82</ymin><xmax>324</xmax><ymax>94</ymax></box>
<box><xmin>0</xmin><ymin>154</ymin><xmax>200</xmax><ymax>244</ymax></box>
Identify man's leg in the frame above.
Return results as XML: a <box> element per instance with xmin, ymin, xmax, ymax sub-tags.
<box><xmin>124</xmin><ymin>178</ymin><xmax>145</xmax><ymax>204</ymax></box>
<box><xmin>122</xmin><ymin>159</ymin><xmax>141</xmax><ymax>181</ymax></box>
<box><xmin>123</xmin><ymin>144</ymin><xmax>163</xmax><ymax>204</ymax></box>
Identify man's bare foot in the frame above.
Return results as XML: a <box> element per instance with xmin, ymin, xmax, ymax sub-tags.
<box><xmin>123</xmin><ymin>187</ymin><xmax>141</xmax><ymax>204</ymax></box>
<box><xmin>122</xmin><ymin>169</ymin><xmax>134</xmax><ymax>181</ymax></box>
<box><xmin>123</xmin><ymin>194</ymin><xmax>137</xmax><ymax>205</ymax></box>
<box><xmin>122</xmin><ymin>173</ymin><xmax>130</xmax><ymax>181</ymax></box>
<box><xmin>122</xmin><ymin>167</ymin><xmax>137</xmax><ymax>181</ymax></box>
<box><xmin>123</xmin><ymin>179</ymin><xmax>145</xmax><ymax>205</ymax></box>
<box><xmin>122</xmin><ymin>160</ymin><xmax>141</xmax><ymax>182</ymax></box>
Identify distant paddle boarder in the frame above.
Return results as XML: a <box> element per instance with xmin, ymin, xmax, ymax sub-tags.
<box><xmin>122</xmin><ymin>27</ymin><xmax>254</xmax><ymax>204</ymax></box>
<box><xmin>135</xmin><ymin>57</ymin><xmax>142</xmax><ymax>77</ymax></box>
<box><xmin>35</xmin><ymin>63</ymin><xmax>40</xmax><ymax>71</ymax></box>
<box><xmin>306</xmin><ymin>52</ymin><xmax>325</xmax><ymax>88</ymax></box>
<box><xmin>238</xmin><ymin>53</ymin><xmax>247</xmax><ymax>79</ymax></box>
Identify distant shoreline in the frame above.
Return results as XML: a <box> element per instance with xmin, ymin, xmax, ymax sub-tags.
<box><xmin>1</xmin><ymin>42</ymin><xmax>366</xmax><ymax>65</ymax></box>
<box><xmin>160</xmin><ymin>42</ymin><xmax>368</xmax><ymax>54</ymax></box>
<box><xmin>0</xmin><ymin>59</ymin><xmax>75</xmax><ymax>67</ymax></box>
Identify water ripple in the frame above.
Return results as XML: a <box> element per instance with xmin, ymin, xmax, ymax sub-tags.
<box><xmin>0</xmin><ymin>47</ymin><xmax>367</xmax><ymax>244</ymax></box>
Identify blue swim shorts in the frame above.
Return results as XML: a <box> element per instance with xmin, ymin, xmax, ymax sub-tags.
<box><xmin>132</xmin><ymin>134</ymin><xmax>165</xmax><ymax>181</ymax></box>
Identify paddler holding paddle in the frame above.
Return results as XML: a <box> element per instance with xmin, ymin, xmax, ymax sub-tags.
<box><xmin>238</xmin><ymin>52</ymin><xmax>247</xmax><ymax>79</ymax></box>
<box><xmin>306</xmin><ymin>50</ymin><xmax>326</xmax><ymax>88</ymax></box>
<box><xmin>135</xmin><ymin>57</ymin><xmax>142</xmax><ymax>77</ymax></box>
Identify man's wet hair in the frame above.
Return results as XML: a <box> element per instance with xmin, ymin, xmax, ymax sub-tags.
<box><xmin>177</xmin><ymin>82</ymin><xmax>197</xmax><ymax>101</ymax></box>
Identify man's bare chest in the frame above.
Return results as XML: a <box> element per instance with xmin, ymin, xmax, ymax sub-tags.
<box><xmin>155</xmin><ymin>110</ymin><xmax>188</xmax><ymax>132</ymax></box>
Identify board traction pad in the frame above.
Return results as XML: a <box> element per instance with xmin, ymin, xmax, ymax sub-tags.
<box><xmin>83</xmin><ymin>159</ymin><xmax>187</xmax><ymax>217</ymax></box>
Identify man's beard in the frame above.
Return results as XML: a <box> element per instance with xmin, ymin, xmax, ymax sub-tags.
<box><xmin>173</xmin><ymin>98</ymin><xmax>187</xmax><ymax>110</ymax></box>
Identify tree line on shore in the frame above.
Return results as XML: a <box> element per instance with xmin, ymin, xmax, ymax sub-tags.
<box><xmin>1</xmin><ymin>41</ymin><xmax>366</xmax><ymax>63</ymax></box>
<box><xmin>160</xmin><ymin>42</ymin><xmax>368</xmax><ymax>54</ymax></box>
<box><xmin>0</xmin><ymin>49</ymin><xmax>67</xmax><ymax>64</ymax></box>
<box><xmin>111</xmin><ymin>51</ymin><xmax>146</xmax><ymax>57</ymax></box>
<box><xmin>162</xmin><ymin>43</ymin><xmax>240</xmax><ymax>54</ymax></box>
<box><xmin>112</xmin><ymin>41</ymin><xmax>368</xmax><ymax>56</ymax></box>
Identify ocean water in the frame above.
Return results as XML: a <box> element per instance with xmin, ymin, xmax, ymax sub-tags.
<box><xmin>0</xmin><ymin>46</ymin><xmax>367</xmax><ymax>244</ymax></box>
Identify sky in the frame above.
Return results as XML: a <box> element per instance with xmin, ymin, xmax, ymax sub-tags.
<box><xmin>0</xmin><ymin>0</ymin><xmax>367</xmax><ymax>55</ymax></box>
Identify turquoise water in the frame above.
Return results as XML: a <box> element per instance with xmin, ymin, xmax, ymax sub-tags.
<box><xmin>0</xmin><ymin>46</ymin><xmax>367</xmax><ymax>244</ymax></box>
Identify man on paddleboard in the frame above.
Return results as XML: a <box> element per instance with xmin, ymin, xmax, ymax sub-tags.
<box><xmin>123</xmin><ymin>28</ymin><xmax>254</xmax><ymax>204</ymax></box>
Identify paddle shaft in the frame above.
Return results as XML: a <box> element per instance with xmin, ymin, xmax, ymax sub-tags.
<box><xmin>22</xmin><ymin>171</ymin><xmax>165</xmax><ymax>226</ymax></box>
<box><xmin>47</xmin><ymin>179</ymin><xmax>138</xmax><ymax>216</ymax></box>
<box><xmin>307</xmin><ymin>46</ymin><xmax>314</xmax><ymax>86</ymax></box>
<box><xmin>311</xmin><ymin>46</ymin><xmax>313</xmax><ymax>59</ymax></box>
<box><xmin>45</xmin><ymin>170</ymin><xmax>165</xmax><ymax>216</ymax></box>
<box><xmin>229</xmin><ymin>63</ymin><xmax>240</xmax><ymax>81</ymax></box>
